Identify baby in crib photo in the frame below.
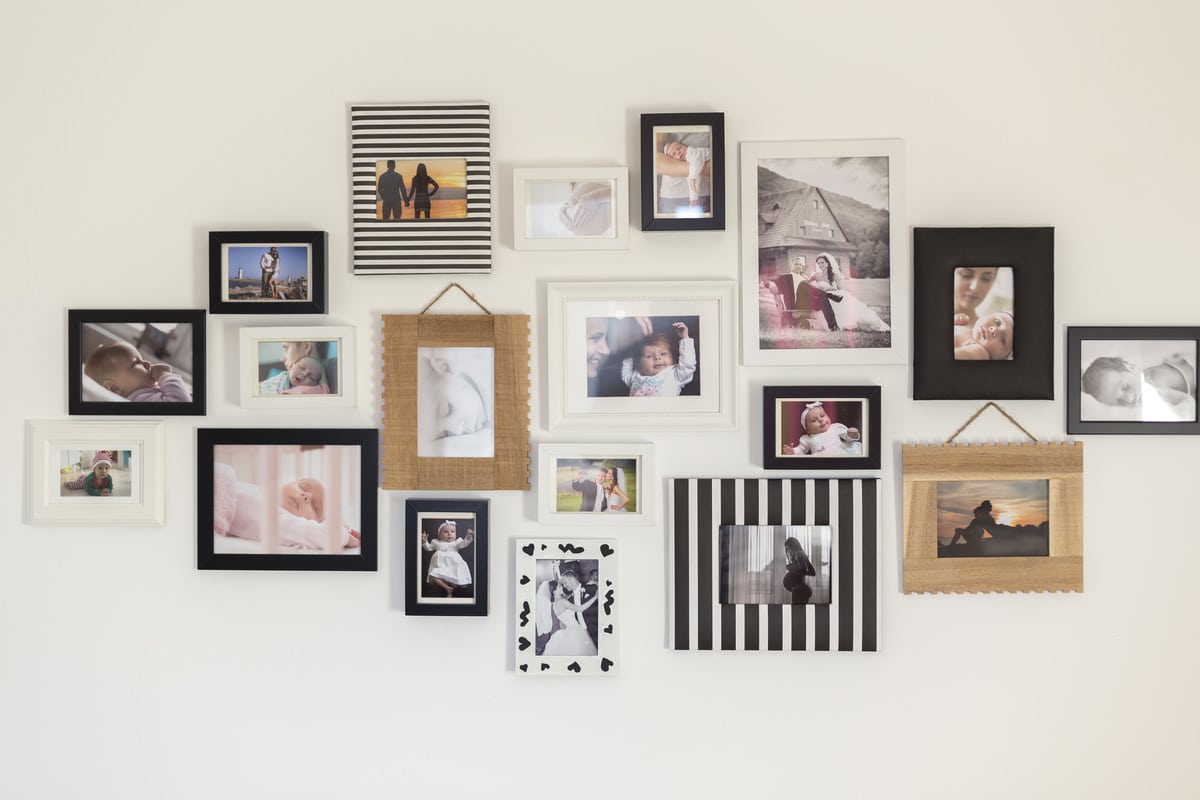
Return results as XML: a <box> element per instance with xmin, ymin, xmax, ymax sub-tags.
<box><xmin>213</xmin><ymin>462</ymin><xmax>361</xmax><ymax>552</ymax></box>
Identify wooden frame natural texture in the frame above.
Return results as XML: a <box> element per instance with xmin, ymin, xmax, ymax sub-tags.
<box><xmin>382</xmin><ymin>312</ymin><xmax>530</xmax><ymax>489</ymax></box>
<box><xmin>902</xmin><ymin>442</ymin><xmax>1083</xmax><ymax>594</ymax></box>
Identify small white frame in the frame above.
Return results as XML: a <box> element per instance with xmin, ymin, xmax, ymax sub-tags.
<box><xmin>512</xmin><ymin>167</ymin><xmax>629</xmax><ymax>250</ymax></box>
<box><xmin>514</xmin><ymin>538</ymin><xmax>619</xmax><ymax>676</ymax></box>
<box><xmin>26</xmin><ymin>420</ymin><xmax>165</xmax><ymax>526</ymax></box>
<box><xmin>739</xmin><ymin>138</ymin><xmax>908</xmax><ymax>366</ymax></box>
<box><xmin>238</xmin><ymin>326</ymin><xmax>357</xmax><ymax>409</ymax></box>
<box><xmin>537</xmin><ymin>443</ymin><xmax>655</xmax><ymax>526</ymax></box>
<box><xmin>546</xmin><ymin>280</ymin><xmax>737</xmax><ymax>431</ymax></box>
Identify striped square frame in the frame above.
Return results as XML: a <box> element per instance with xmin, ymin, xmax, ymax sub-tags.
<box><xmin>668</xmin><ymin>477</ymin><xmax>879</xmax><ymax>652</ymax></box>
<box><xmin>350</xmin><ymin>101</ymin><xmax>491</xmax><ymax>275</ymax></box>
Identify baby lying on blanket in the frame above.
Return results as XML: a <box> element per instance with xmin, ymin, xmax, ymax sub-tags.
<box><xmin>212</xmin><ymin>462</ymin><xmax>360</xmax><ymax>550</ymax></box>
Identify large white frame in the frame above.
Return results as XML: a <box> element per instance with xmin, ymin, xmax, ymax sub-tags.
<box><xmin>546</xmin><ymin>280</ymin><xmax>737</xmax><ymax>431</ymax></box>
<box><xmin>238</xmin><ymin>326</ymin><xmax>357</xmax><ymax>409</ymax></box>
<box><xmin>739</xmin><ymin>138</ymin><xmax>908</xmax><ymax>366</ymax></box>
<box><xmin>512</xmin><ymin>167</ymin><xmax>629</xmax><ymax>251</ymax></box>
<box><xmin>537</xmin><ymin>443</ymin><xmax>655</xmax><ymax>526</ymax></box>
<box><xmin>26</xmin><ymin>420</ymin><xmax>165</xmax><ymax>526</ymax></box>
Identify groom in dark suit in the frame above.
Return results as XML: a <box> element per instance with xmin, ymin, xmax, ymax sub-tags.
<box><xmin>773</xmin><ymin>263</ymin><xmax>839</xmax><ymax>331</ymax></box>
<box><xmin>571</xmin><ymin>467</ymin><xmax>606</xmax><ymax>512</ymax></box>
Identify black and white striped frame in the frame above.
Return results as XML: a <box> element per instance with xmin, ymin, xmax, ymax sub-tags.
<box><xmin>669</xmin><ymin>478</ymin><xmax>879</xmax><ymax>652</ymax></box>
<box><xmin>350</xmin><ymin>101</ymin><xmax>491</xmax><ymax>275</ymax></box>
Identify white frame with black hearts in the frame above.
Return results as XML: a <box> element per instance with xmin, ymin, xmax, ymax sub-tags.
<box><xmin>514</xmin><ymin>538</ymin><xmax>618</xmax><ymax>676</ymax></box>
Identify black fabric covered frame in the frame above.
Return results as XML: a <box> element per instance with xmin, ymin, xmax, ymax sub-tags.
<box><xmin>912</xmin><ymin>227</ymin><xmax>1054</xmax><ymax>400</ymax></box>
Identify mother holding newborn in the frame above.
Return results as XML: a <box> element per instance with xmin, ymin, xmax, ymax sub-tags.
<box><xmin>954</xmin><ymin>267</ymin><xmax>1000</xmax><ymax>327</ymax></box>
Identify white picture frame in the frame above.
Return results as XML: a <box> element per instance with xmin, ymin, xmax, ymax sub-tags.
<box><xmin>514</xmin><ymin>538</ymin><xmax>618</xmax><ymax>676</ymax></box>
<box><xmin>26</xmin><ymin>420</ymin><xmax>165</xmax><ymax>526</ymax></box>
<box><xmin>546</xmin><ymin>280</ymin><xmax>737</xmax><ymax>431</ymax></box>
<box><xmin>238</xmin><ymin>326</ymin><xmax>357</xmax><ymax>409</ymax></box>
<box><xmin>512</xmin><ymin>167</ymin><xmax>629</xmax><ymax>250</ymax></box>
<box><xmin>739</xmin><ymin>138</ymin><xmax>908</xmax><ymax>366</ymax></box>
<box><xmin>537</xmin><ymin>443</ymin><xmax>655</xmax><ymax>526</ymax></box>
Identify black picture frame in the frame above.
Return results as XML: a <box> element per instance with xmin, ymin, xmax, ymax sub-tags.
<box><xmin>405</xmin><ymin>499</ymin><xmax>490</xmax><ymax>616</ymax></box>
<box><xmin>68</xmin><ymin>309</ymin><xmax>206</xmax><ymax>416</ymax></box>
<box><xmin>912</xmin><ymin>227</ymin><xmax>1054</xmax><ymax>400</ymax></box>
<box><xmin>208</xmin><ymin>230</ymin><xmax>327</xmax><ymax>315</ymax></box>
<box><xmin>640</xmin><ymin>112</ymin><xmax>725</xmax><ymax>232</ymax></box>
<box><xmin>1067</xmin><ymin>326</ymin><xmax>1200</xmax><ymax>435</ymax></box>
<box><xmin>197</xmin><ymin>428</ymin><xmax>378</xmax><ymax>571</ymax></box>
<box><xmin>763</xmin><ymin>385</ymin><xmax>882</xmax><ymax>470</ymax></box>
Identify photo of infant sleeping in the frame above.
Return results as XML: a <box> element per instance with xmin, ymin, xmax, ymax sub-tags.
<box><xmin>1079</xmin><ymin>339</ymin><xmax>1197</xmax><ymax>423</ymax></box>
<box><xmin>79</xmin><ymin>322</ymin><xmax>195</xmax><ymax>403</ymax></box>
<box><xmin>254</xmin><ymin>340</ymin><xmax>339</xmax><ymax>397</ymax></box>
<box><xmin>211</xmin><ymin>443</ymin><xmax>362</xmax><ymax>554</ymax></box>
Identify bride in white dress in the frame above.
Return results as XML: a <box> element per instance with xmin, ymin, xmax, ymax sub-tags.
<box><xmin>813</xmin><ymin>252</ymin><xmax>890</xmax><ymax>333</ymax></box>
<box><xmin>544</xmin><ymin>589</ymin><xmax>598</xmax><ymax>656</ymax></box>
<box><xmin>602</xmin><ymin>467</ymin><xmax>629</xmax><ymax>513</ymax></box>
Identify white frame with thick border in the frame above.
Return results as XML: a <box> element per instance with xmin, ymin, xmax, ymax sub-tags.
<box><xmin>537</xmin><ymin>443</ymin><xmax>655</xmax><ymax>526</ymax></box>
<box><xmin>512</xmin><ymin>167</ymin><xmax>629</xmax><ymax>251</ymax></box>
<box><xmin>547</xmin><ymin>280</ymin><xmax>737</xmax><ymax>431</ymax></box>
<box><xmin>26</xmin><ymin>420</ymin><xmax>165</xmax><ymax>526</ymax></box>
<box><xmin>238</xmin><ymin>326</ymin><xmax>357</xmax><ymax>409</ymax></box>
<box><xmin>739</xmin><ymin>138</ymin><xmax>908</xmax><ymax>366</ymax></box>
<box><xmin>514</xmin><ymin>538</ymin><xmax>618</xmax><ymax>676</ymax></box>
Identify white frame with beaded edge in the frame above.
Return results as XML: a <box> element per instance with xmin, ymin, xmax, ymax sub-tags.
<box><xmin>514</xmin><ymin>538</ymin><xmax>618</xmax><ymax>676</ymax></box>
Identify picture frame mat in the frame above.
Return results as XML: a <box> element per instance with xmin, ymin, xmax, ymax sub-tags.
<box><xmin>738</xmin><ymin>138</ymin><xmax>908</xmax><ymax>366</ymax></box>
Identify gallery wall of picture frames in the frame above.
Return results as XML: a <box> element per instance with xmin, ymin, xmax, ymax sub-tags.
<box><xmin>29</xmin><ymin>96</ymin><xmax>1200</xmax><ymax>678</ymax></box>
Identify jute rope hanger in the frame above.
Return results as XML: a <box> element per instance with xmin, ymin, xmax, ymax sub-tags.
<box><xmin>945</xmin><ymin>402</ymin><xmax>1039</xmax><ymax>444</ymax></box>
<box><xmin>418</xmin><ymin>282</ymin><xmax>492</xmax><ymax>315</ymax></box>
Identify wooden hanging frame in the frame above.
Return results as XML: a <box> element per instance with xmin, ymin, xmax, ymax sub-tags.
<box><xmin>382</xmin><ymin>284</ymin><xmax>530</xmax><ymax>490</ymax></box>
<box><xmin>902</xmin><ymin>403</ymin><xmax>1083</xmax><ymax>594</ymax></box>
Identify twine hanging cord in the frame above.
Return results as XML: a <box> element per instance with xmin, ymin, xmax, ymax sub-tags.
<box><xmin>419</xmin><ymin>282</ymin><xmax>492</xmax><ymax>315</ymax></box>
<box><xmin>945</xmin><ymin>401</ymin><xmax>1039</xmax><ymax>443</ymax></box>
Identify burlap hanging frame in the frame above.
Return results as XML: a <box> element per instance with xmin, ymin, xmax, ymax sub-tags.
<box><xmin>381</xmin><ymin>284</ymin><xmax>530</xmax><ymax>490</ymax></box>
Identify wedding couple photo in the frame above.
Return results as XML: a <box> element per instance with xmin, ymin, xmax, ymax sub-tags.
<box><xmin>753</xmin><ymin>155</ymin><xmax>894</xmax><ymax>352</ymax></box>
<box><xmin>534</xmin><ymin>558</ymin><xmax>601</xmax><ymax>657</ymax></box>
<box><xmin>554</xmin><ymin>458</ymin><xmax>637</xmax><ymax>514</ymax></box>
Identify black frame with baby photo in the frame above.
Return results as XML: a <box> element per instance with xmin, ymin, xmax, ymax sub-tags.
<box><xmin>514</xmin><ymin>538</ymin><xmax>618</xmax><ymax>676</ymax></box>
<box><xmin>913</xmin><ymin>227</ymin><xmax>1054</xmax><ymax>400</ymax></box>
<box><xmin>1066</xmin><ymin>326</ymin><xmax>1200</xmax><ymax>435</ymax></box>
<box><xmin>196</xmin><ymin>428</ymin><xmax>379</xmax><ymax>572</ymax></box>
<box><xmin>208</xmin><ymin>230</ymin><xmax>328</xmax><ymax>315</ymax></box>
<box><xmin>639</xmin><ymin>112</ymin><xmax>725</xmax><ymax>232</ymax></box>
<box><xmin>67</xmin><ymin>309</ymin><xmax>207</xmax><ymax>417</ymax></box>
<box><xmin>762</xmin><ymin>386</ymin><xmax>881</xmax><ymax>470</ymax></box>
<box><xmin>404</xmin><ymin>499</ymin><xmax>489</xmax><ymax>617</ymax></box>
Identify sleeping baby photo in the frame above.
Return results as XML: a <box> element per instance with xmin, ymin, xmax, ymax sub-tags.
<box><xmin>211</xmin><ymin>443</ymin><xmax>363</xmax><ymax>555</ymax></box>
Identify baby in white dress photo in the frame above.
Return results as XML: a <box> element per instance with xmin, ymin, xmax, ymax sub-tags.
<box><xmin>421</xmin><ymin>520</ymin><xmax>474</xmax><ymax>597</ymax></box>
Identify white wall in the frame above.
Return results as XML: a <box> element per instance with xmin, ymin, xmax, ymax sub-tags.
<box><xmin>3</xmin><ymin>2</ymin><xmax>1198</xmax><ymax>797</ymax></box>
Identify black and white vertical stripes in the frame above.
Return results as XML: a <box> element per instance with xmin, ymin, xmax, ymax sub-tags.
<box><xmin>669</xmin><ymin>478</ymin><xmax>879</xmax><ymax>652</ymax></box>
<box><xmin>350</xmin><ymin>101</ymin><xmax>491</xmax><ymax>275</ymax></box>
